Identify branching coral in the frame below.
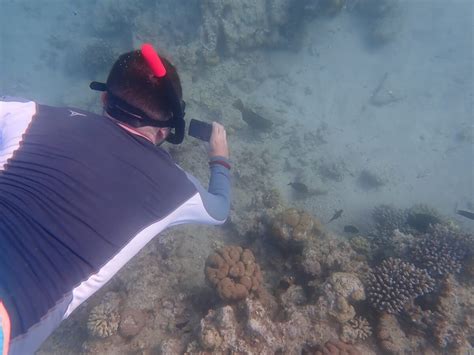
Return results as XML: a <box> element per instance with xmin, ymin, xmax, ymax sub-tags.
<box><xmin>205</xmin><ymin>245</ymin><xmax>262</xmax><ymax>302</ymax></box>
<box><xmin>366</xmin><ymin>258</ymin><xmax>434</xmax><ymax>314</ymax></box>
<box><xmin>372</xmin><ymin>204</ymin><xmax>408</xmax><ymax>239</ymax></box>
<box><xmin>411</xmin><ymin>224</ymin><xmax>466</xmax><ymax>278</ymax></box>
<box><xmin>340</xmin><ymin>316</ymin><xmax>372</xmax><ymax>344</ymax></box>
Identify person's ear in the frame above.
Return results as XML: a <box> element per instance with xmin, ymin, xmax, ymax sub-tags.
<box><xmin>101</xmin><ymin>92</ymin><xmax>107</xmax><ymax>105</ymax></box>
<box><xmin>156</xmin><ymin>127</ymin><xmax>170</xmax><ymax>140</ymax></box>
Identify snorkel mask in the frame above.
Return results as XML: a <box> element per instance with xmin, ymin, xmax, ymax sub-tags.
<box><xmin>90</xmin><ymin>43</ymin><xmax>186</xmax><ymax>144</ymax></box>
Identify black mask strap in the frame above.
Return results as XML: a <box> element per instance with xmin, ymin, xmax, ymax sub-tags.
<box><xmin>90</xmin><ymin>81</ymin><xmax>186</xmax><ymax>144</ymax></box>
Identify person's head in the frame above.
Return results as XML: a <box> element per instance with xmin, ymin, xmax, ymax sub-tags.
<box><xmin>105</xmin><ymin>49</ymin><xmax>182</xmax><ymax>122</ymax></box>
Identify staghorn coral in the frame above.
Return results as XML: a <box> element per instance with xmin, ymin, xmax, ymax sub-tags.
<box><xmin>87</xmin><ymin>292</ymin><xmax>121</xmax><ymax>338</ymax></box>
<box><xmin>205</xmin><ymin>245</ymin><xmax>263</xmax><ymax>302</ymax></box>
<box><xmin>366</xmin><ymin>258</ymin><xmax>434</xmax><ymax>314</ymax></box>
<box><xmin>411</xmin><ymin>224</ymin><xmax>466</xmax><ymax>278</ymax></box>
<box><xmin>340</xmin><ymin>316</ymin><xmax>372</xmax><ymax>344</ymax></box>
<box><xmin>270</xmin><ymin>208</ymin><xmax>322</xmax><ymax>251</ymax></box>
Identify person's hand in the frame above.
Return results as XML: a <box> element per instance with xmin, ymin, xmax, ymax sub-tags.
<box><xmin>208</xmin><ymin>122</ymin><xmax>229</xmax><ymax>159</ymax></box>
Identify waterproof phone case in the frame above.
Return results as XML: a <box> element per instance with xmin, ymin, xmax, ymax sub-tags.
<box><xmin>188</xmin><ymin>119</ymin><xmax>212</xmax><ymax>142</ymax></box>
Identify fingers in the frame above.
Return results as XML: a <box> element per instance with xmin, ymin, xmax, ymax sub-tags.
<box><xmin>212</xmin><ymin>121</ymin><xmax>226</xmax><ymax>137</ymax></box>
<box><xmin>209</xmin><ymin>122</ymin><xmax>229</xmax><ymax>159</ymax></box>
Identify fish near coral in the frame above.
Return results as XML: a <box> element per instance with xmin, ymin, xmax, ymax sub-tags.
<box><xmin>328</xmin><ymin>209</ymin><xmax>343</xmax><ymax>223</ymax></box>
<box><xmin>289</xmin><ymin>181</ymin><xmax>328</xmax><ymax>199</ymax></box>
<box><xmin>233</xmin><ymin>99</ymin><xmax>273</xmax><ymax>131</ymax></box>
<box><xmin>344</xmin><ymin>225</ymin><xmax>359</xmax><ymax>234</ymax></box>
<box><xmin>288</xmin><ymin>182</ymin><xmax>309</xmax><ymax>193</ymax></box>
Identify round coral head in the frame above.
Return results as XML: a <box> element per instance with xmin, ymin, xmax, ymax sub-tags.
<box><xmin>141</xmin><ymin>43</ymin><xmax>167</xmax><ymax>78</ymax></box>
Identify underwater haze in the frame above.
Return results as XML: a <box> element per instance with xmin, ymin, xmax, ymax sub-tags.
<box><xmin>1</xmin><ymin>0</ymin><xmax>473</xmax><ymax>354</ymax></box>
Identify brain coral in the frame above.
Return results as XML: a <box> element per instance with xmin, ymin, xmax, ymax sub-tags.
<box><xmin>366</xmin><ymin>258</ymin><xmax>434</xmax><ymax>314</ymax></box>
<box><xmin>205</xmin><ymin>245</ymin><xmax>263</xmax><ymax>302</ymax></box>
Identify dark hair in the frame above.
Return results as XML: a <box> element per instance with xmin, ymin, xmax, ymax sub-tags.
<box><xmin>105</xmin><ymin>50</ymin><xmax>182</xmax><ymax>121</ymax></box>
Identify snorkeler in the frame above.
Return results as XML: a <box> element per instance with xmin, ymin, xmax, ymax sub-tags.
<box><xmin>0</xmin><ymin>43</ymin><xmax>231</xmax><ymax>355</ymax></box>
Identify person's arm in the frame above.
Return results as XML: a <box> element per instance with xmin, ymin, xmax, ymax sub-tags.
<box><xmin>183</xmin><ymin>122</ymin><xmax>231</xmax><ymax>224</ymax></box>
<box><xmin>185</xmin><ymin>155</ymin><xmax>231</xmax><ymax>223</ymax></box>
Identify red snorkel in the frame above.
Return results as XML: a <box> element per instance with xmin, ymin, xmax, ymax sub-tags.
<box><xmin>141</xmin><ymin>43</ymin><xmax>167</xmax><ymax>78</ymax></box>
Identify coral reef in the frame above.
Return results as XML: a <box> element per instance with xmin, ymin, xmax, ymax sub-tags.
<box><xmin>372</xmin><ymin>204</ymin><xmax>408</xmax><ymax>239</ymax></box>
<box><xmin>270</xmin><ymin>208</ymin><xmax>322</xmax><ymax>251</ymax></box>
<box><xmin>205</xmin><ymin>245</ymin><xmax>263</xmax><ymax>302</ymax></box>
<box><xmin>188</xmin><ymin>298</ymin><xmax>338</xmax><ymax>354</ymax></box>
<box><xmin>118</xmin><ymin>308</ymin><xmax>146</xmax><ymax>338</ymax></box>
<box><xmin>87</xmin><ymin>292</ymin><xmax>121</xmax><ymax>338</ymax></box>
<box><xmin>340</xmin><ymin>316</ymin><xmax>372</xmax><ymax>344</ymax></box>
<box><xmin>406</xmin><ymin>203</ymin><xmax>443</xmax><ymax>233</ymax></box>
<box><xmin>301</xmin><ymin>245</ymin><xmax>323</xmax><ymax>277</ymax></box>
<box><xmin>41</xmin><ymin>202</ymin><xmax>474</xmax><ymax>354</ymax></box>
<box><xmin>376</xmin><ymin>312</ymin><xmax>411</xmax><ymax>353</ymax></box>
<box><xmin>302</xmin><ymin>237</ymin><xmax>369</xmax><ymax>279</ymax></box>
<box><xmin>270</xmin><ymin>208</ymin><xmax>321</xmax><ymax>250</ymax></box>
<box><xmin>312</xmin><ymin>339</ymin><xmax>362</xmax><ymax>355</ymax></box>
<box><xmin>411</xmin><ymin>224</ymin><xmax>466</xmax><ymax>278</ymax></box>
<box><xmin>318</xmin><ymin>272</ymin><xmax>366</xmax><ymax>324</ymax></box>
<box><xmin>366</xmin><ymin>258</ymin><xmax>434</xmax><ymax>314</ymax></box>
<box><xmin>348</xmin><ymin>235</ymin><xmax>373</xmax><ymax>256</ymax></box>
<box><xmin>431</xmin><ymin>277</ymin><xmax>473</xmax><ymax>351</ymax></box>
<box><xmin>198</xmin><ymin>0</ymin><xmax>303</xmax><ymax>62</ymax></box>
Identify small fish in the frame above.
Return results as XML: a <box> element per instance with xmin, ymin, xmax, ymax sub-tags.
<box><xmin>456</xmin><ymin>209</ymin><xmax>474</xmax><ymax>220</ymax></box>
<box><xmin>344</xmin><ymin>225</ymin><xmax>359</xmax><ymax>234</ymax></box>
<box><xmin>175</xmin><ymin>320</ymin><xmax>190</xmax><ymax>329</ymax></box>
<box><xmin>233</xmin><ymin>99</ymin><xmax>273</xmax><ymax>131</ymax></box>
<box><xmin>327</xmin><ymin>209</ymin><xmax>343</xmax><ymax>223</ymax></box>
<box><xmin>288</xmin><ymin>182</ymin><xmax>309</xmax><ymax>193</ymax></box>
